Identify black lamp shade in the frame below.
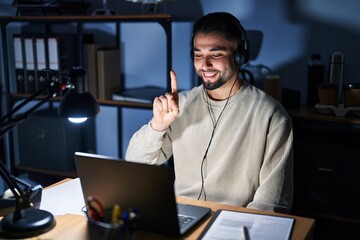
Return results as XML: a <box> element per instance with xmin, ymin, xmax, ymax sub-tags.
<box><xmin>58</xmin><ymin>91</ymin><xmax>100</xmax><ymax>118</ymax></box>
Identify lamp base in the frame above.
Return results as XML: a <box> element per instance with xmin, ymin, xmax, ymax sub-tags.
<box><xmin>0</xmin><ymin>208</ymin><xmax>55</xmax><ymax>238</ymax></box>
<box><xmin>0</xmin><ymin>186</ymin><xmax>42</xmax><ymax>217</ymax></box>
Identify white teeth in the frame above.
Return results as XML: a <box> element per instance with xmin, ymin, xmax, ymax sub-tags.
<box><xmin>204</xmin><ymin>72</ymin><xmax>216</xmax><ymax>77</ymax></box>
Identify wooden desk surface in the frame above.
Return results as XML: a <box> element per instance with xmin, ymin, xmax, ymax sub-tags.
<box><xmin>26</xmin><ymin>179</ymin><xmax>315</xmax><ymax>240</ymax></box>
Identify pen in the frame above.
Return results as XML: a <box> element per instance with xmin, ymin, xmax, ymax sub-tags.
<box><xmin>111</xmin><ymin>204</ymin><xmax>121</xmax><ymax>225</ymax></box>
<box><xmin>241</xmin><ymin>226</ymin><xmax>249</xmax><ymax>240</ymax></box>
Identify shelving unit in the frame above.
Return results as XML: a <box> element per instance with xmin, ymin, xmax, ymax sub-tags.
<box><xmin>0</xmin><ymin>14</ymin><xmax>172</xmax><ymax>182</ymax></box>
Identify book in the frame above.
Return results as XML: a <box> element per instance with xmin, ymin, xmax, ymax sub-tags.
<box><xmin>97</xmin><ymin>48</ymin><xmax>122</xmax><ymax>100</ymax></box>
<box><xmin>112</xmin><ymin>86</ymin><xmax>167</xmax><ymax>103</ymax></box>
<box><xmin>84</xmin><ymin>44</ymin><xmax>114</xmax><ymax>99</ymax></box>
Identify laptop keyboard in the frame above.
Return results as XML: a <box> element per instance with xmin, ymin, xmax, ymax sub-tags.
<box><xmin>178</xmin><ymin>214</ymin><xmax>195</xmax><ymax>228</ymax></box>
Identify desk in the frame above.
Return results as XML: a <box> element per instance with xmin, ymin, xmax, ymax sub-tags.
<box><xmin>287</xmin><ymin>106</ymin><xmax>360</xmax><ymax>125</ymax></box>
<box><xmin>287</xmin><ymin>106</ymin><xmax>360</xmax><ymax>239</ymax></box>
<box><xmin>24</xmin><ymin>179</ymin><xmax>315</xmax><ymax>240</ymax></box>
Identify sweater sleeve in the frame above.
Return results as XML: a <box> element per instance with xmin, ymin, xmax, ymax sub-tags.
<box><xmin>247</xmin><ymin>109</ymin><xmax>294</xmax><ymax>213</ymax></box>
<box><xmin>125</xmin><ymin>122</ymin><xmax>172</xmax><ymax>165</ymax></box>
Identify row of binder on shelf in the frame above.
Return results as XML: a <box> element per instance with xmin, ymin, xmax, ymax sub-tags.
<box><xmin>11</xmin><ymin>33</ymin><xmax>93</xmax><ymax>96</ymax></box>
<box><xmin>13</xmin><ymin>34</ymin><xmax>56</xmax><ymax>95</ymax></box>
<box><xmin>12</xmin><ymin>33</ymin><xmax>123</xmax><ymax>101</ymax></box>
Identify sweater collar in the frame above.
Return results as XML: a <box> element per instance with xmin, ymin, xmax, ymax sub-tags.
<box><xmin>201</xmin><ymin>80</ymin><xmax>249</xmax><ymax>107</ymax></box>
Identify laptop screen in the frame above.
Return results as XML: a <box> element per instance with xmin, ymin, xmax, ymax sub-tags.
<box><xmin>74</xmin><ymin>152</ymin><xmax>210</xmax><ymax>236</ymax></box>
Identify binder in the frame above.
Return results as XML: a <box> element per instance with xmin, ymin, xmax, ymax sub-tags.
<box><xmin>57</xmin><ymin>33</ymin><xmax>93</xmax><ymax>77</ymax></box>
<box><xmin>24</xmin><ymin>36</ymin><xmax>36</xmax><ymax>94</ymax></box>
<box><xmin>47</xmin><ymin>34</ymin><xmax>93</xmax><ymax>96</ymax></box>
<box><xmin>35</xmin><ymin>36</ymin><xmax>47</xmax><ymax>93</ymax></box>
<box><xmin>57</xmin><ymin>34</ymin><xmax>78</xmax><ymax>77</ymax></box>
<box><xmin>13</xmin><ymin>35</ymin><xmax>25</xmax><ymax>93</ymax></box>
<box><xmin>46</xmin><ymin>36</ymin><xmax>61</xmax><ymax>93</ymax></box>
<box><xmin>96</xmin><ymin>48</ymin><xmax>122</xmax><ymax>100</ymax></box>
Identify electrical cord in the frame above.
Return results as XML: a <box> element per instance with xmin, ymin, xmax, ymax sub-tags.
<box><xmin>197</xmin><ymin>79</ymin><xmax>237</xmax><ymax>201</ymax></box>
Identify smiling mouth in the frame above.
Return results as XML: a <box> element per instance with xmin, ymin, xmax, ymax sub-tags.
<box><xmin>202</xmin><ymin>71</ymin><xmax>218</xmax><ymax>78</ymax></box>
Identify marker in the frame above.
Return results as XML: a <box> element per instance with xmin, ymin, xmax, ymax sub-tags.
<box><xmin>111</xmin><ymin>204</ymin><xmax>121</xmax><ymax>225</ymax></box>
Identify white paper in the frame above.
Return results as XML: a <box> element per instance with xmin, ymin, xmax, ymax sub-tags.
<box><xmin>40</xmin><ymin>178</ymin><xmax>86</xmax><ymax>216</ymax></box>
<box><xmin>201</xmin><ymin>210</ymin><xmax>294</xmax><ymax>240</ymax></box>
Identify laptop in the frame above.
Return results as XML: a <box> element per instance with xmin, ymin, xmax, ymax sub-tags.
<box><xmin>74</xmin><ymin>152</ymin><xmax>211</xmax><ymax>236</ymax></box>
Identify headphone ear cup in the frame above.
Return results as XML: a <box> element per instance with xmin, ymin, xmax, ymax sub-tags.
<box><xmin>235</xmin><ymin>42</ymin><xmax>249</xmax><ymax>66</ymax></box>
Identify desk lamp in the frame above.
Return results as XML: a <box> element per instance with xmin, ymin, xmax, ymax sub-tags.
<box><xmin>0</xmin><ymin>66</ymin><xmax>100</xmax><ymax>238</ymax></box>
<box><xmin>126</xmin><ymin>0</ymin><xmax>174</xmax><ymax>13</ymax></box>
<box><xmin>58</xmin><ymin>66</ymin><xmax>100</xmax><ymax>123</ymax></box>
<box><xmin>92</xmin><ymin>0</ymin><xmax>117</xmax><ymax>16</ymax></box>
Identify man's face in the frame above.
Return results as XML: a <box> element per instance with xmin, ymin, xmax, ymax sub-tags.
<box><xmin>192</xmin><ymin>32</ymin><xmax>238</xmax><ymax>90</ymax></box>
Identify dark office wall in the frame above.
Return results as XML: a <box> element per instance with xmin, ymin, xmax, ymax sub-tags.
<box><xmin>84</xmin><ymin>0</ymin><xmax>360</xmax><ymax>104</ymax></box>
<box><xmin>110</xmin><ymin>0</ymin><xmax>360</xmax><ymax>156</ymax></box>
<box><xmin>279</xmin><ymin>0</ymin><xmax>360</xmax><ymax>102</ymax></box>
<box><xmin>1</xmin><ymin>0</ymin><xmax>360</xmax><ymax>157</ymax></box>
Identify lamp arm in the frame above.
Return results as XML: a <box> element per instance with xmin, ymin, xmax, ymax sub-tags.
<box><xmin>0</xmin><ymin>160</ymin><xmax>23</xmax><ymax>200</ymax></box>
<box><xmin>0</xmin><ymin>94</ymin><xmax>53</xmax><ymax>138</ymax></box>
<box><xmin>0</xmin><ymin>82</ymin><xmax>60</xmax><ymax>138</ymax></box>
<box><xmin>0</xmin><ymin>84</ymin><xmax>51</xmax><ymax>123</ymax></box>
<box><xmin>0</xmin><ymin>81</ymin><xmax>60</xmax><ymax>214</ymax></box>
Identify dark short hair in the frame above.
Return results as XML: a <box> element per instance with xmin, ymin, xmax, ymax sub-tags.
<box><xmin>191</xmin><ymin>12</ymin><xmax>244</xmax><ymax>45</ymax></box>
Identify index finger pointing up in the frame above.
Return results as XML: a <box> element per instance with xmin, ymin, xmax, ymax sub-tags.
<box><xmin>170</xmin><ymin>70</ymin><xmax>178</xmax><ymax>94</ymax></box>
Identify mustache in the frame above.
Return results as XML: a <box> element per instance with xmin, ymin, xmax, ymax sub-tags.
<box><xmin>199</xmin><ymin>69</ymin><xmax>219</xmax><ymax>73</ymax></box>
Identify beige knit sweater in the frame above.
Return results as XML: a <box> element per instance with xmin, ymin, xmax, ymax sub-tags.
<box><xmin>126</xmin><ymin>81</ymin><xmax>293</xmax><ymax>213</ymax></box>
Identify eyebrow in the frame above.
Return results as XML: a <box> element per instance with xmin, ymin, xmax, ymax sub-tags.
<box><xmin>193</xmin><ymin>46</ymin><xmax>228</xmax><ymax>52</ymax></box>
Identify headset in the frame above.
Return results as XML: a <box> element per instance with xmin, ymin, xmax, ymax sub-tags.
<box><xmin>190</xmin><ymin>13</ymin><xmax>249</xmax><ymax>67</ymax></box>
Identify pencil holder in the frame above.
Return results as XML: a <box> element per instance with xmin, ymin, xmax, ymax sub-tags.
<box><xmin>86</xmin><ymin>208</ymin><xmax>138</xmax><ymax>240</ymax></box>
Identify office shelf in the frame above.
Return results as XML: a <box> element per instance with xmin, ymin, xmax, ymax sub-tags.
<box><xmin>0</xmin><ymin>14</ymin><xmax>172</xmax><ymax>185</ymax></box>
<box><xmin>0</xmin><ymin>14</ymin><xmax>172</xmax><ymax>97</ymax></box>
<box><xmin>11</xmin><ymin>93</ymin><xmax>153</xmax><ymax>109</ymax></box>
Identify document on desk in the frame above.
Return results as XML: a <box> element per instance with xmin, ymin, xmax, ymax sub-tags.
<box><xmin>200</xmin><ymin>210</ymin><xmax>294</xmax><ymax>240</ymax></box>
<box><xmin>40</xmin><ymin>178</ymin><xmax>86</xmax><ymax>216</ymax></box>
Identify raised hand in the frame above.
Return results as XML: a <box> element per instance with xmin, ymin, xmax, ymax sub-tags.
<box><xmin>150</xmin><ymin>70</ymin><xmax>179</xmax><ymax>131</ymax></box>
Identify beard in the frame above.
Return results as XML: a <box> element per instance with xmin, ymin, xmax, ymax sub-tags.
<box><xmin>201</xmin><ymin>77</ymin><xmax>226</xmax><ymax>90</ymax></box>
<box><xmin>197</xmin><ymin>70</ymin><xmax>229</xmax><ymax>90</ymax></box>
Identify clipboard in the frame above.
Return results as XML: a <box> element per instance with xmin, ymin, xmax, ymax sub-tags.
<box><xmin>199</xmin><ymin>209</ymin><xmax>295</xmax><ymax>240</ymax></box>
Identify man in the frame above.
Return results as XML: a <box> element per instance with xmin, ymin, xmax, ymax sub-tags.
<box><xmin>126</xmin><ymin>12</ymin><xmax>293</xmax><ymax>213</ymax></box>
